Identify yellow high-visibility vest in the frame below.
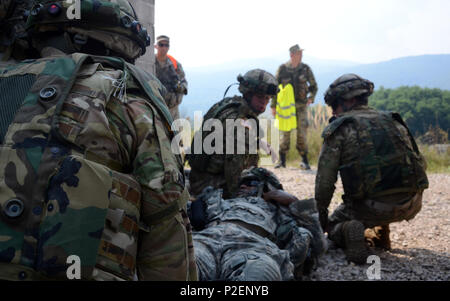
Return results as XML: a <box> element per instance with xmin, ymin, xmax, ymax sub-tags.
<box><xmin>275</xmin><ymin>84</ymin><xmax>297</xmax><ymax>132</ymax></box>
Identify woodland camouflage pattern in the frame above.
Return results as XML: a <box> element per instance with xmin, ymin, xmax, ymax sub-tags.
<box><xmin>188</xmin><ymin>96</ymin><xmax>261</xmax><ymax>199</ymax></box>
<box><xmin>0</xmin><ymin>53</ymin><xmax>197</xmax><ymax>280</ymax></box>
<box><xmin>155</xmin><ymin>57</ymin><xmax>187</xmax><ymax>120</ymax></box>
<box><xmin>271</xmin><ymin>62</ymin><xmax>317</xmax><ymax>156</ymax></box>
<box><xmin>315</xmin><ymin>105</ymin><xmax>429</xmax><ymax>230</ymax></box>
<box><xmin>191</xmin><ymin>181</ymin><xmax>327</xmax><ymax>281</ymax></box>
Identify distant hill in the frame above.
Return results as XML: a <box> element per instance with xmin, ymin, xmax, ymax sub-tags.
<box><xmin>179</xmin><ymin>54</ymin><xmax>450</xmax><ymax>118</ymax></box>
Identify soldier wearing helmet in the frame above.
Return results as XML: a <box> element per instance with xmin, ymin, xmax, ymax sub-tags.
<box><xmin>315</xmin><ymin>74</ymin><xmax>428</xmax><ymax>264</ymax></box>
<box><xmin>0</xmin><ymin>0</ymin><xmax>197</xmax><ymax>280</ymax></box>
<box><xmin>187</xmin><ymin>69</ymin><xmax>278</xmax><ymax>199</ymax></box>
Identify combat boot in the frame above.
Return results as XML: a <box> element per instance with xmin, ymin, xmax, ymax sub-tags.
<box><xmin>275</xmin><ymin>153</ymin><xmax>286</xmax><ymax>169</ymax></box>
<box><xmin>373</xmin><ymin>225</ymin><xmax>392</xmax><ymax>250</ymax></box>
<box><xmin>300</xmin><ymin>153</ymin><xmax>311</xmax><ymax>170</ymax></box>
<box><xmin>341</xmin><ymin>220</ymin><xmax>370</xmax><ymax>264</ymax></box>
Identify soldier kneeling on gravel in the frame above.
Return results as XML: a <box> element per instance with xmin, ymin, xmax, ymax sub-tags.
<box><xmin>315</xmin><ymin>74</ymin><xmax>429</xmax><ymax>264</ymax></box>
<box><xmin>188</xmin><ymin>167</ymin><xmax>327</xmax><ymax>281</ymax></box>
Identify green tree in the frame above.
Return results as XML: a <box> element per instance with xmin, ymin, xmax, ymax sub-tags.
<box><xmin>370</xmin><ymin>86</ymin><xmax>450</xmax><ymax>138</ymax></box>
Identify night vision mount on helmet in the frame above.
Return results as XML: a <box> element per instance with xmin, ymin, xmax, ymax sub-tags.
<box><xmin>324</xmin><ymin>73</ymin><xmax>374</xmax><ymax>108</ymax></box>
<box><xmin>26</xmin><ymin>0</ymin><xmax>151</xmax><ymax>62</ymax></box>
<box><xmin>237</xmin><ymin>69</ymin><xmax>279</xmax><ymax>96</ymax></box>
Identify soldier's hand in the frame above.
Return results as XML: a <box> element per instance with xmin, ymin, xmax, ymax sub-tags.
<box><xmin>175</xmin><ymin>82</ymin><xmax>187</xmax><ymax>94</ymax></box>
<box><xmin>263</xmin><ymin>190</ymin><xmax>298</xmax><ymax>206</ymax></box>
<box><xmin>271</xmin><ymin>108</ymin><xmax>276</xmax><ymax>117</ymax></box>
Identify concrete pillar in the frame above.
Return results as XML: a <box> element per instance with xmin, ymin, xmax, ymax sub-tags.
<box><xmin>133</xmin><ymin>0</ymin><xmax>155</xmax><ymax>75</ymax></box>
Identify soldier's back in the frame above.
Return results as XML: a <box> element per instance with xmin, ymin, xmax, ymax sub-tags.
<box><xmin>0</xmin><ymin>52</ymin><xmax>194</xmax><ymax>280</ymax></box>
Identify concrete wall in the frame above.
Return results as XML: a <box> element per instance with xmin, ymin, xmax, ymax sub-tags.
<box><xmin>133</xmin><ymin>0</ymin><xmax>155</xmax><ymax>75</ymax></box>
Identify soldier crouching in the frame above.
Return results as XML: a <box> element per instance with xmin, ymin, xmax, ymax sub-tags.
<box><xmin>315</xmin><ymin>74</ymin><xmax>429</xmax><ymax>264</ymax></box>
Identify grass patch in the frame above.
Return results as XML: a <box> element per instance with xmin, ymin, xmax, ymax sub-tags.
<box><xmin>418</xmin><ymin>144</ymin><xmax>450</xmax><ymax>174</ymax></box>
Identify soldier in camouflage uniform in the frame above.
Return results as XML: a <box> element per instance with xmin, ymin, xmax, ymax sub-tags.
<box><xmin>0</xmin><ymin>0</ymin><xmax>35</xmax><ymax>67</ymax></box>
<box><xmin>187</xmin><ymin>69</ymin><xmax>278</xmax><ymax>199</ymax></box>
<box><xmin>0</xmin><ymin>0</ymin><xmax>197</xmax><ymax>280</ymax></box>
<box><xmin>315</xmin><ymin>74</ymin><xmax>429</xmax><ymax>264</ymax></box>
<box><xmin>189</xmin><ymin>167</ymin><xmax>327</xmax><ymax>281</ymax></box>
<box><xmin>271</xmin><ymin>44</ymin><xmax>318</xmax><ymax>170</ymax></box>
<box><xmin>155</xmin><ymin>35</ymin><xmax>188</xmax><ymax>121</ymax></box>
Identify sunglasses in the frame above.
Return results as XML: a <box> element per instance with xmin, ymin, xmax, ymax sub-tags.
<box><xmin>158</xmin><ymin>43</ymin><xmax>170</xmax><ymax>47</ymax></box>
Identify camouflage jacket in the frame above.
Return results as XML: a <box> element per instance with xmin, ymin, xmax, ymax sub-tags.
<box><xmin>155</xmin><ymin>56</ymin><xmax>187</xmax><ymax>108</ymax></box>
<box><xmin>315</xmin><ymin>106</ymin><xmax>429</xmax><ymax>212</ymax></box>
<box><xmin>271</xmin><ymin>62</ymin><xmax>317</xmax><ymax>109</ymax></box>
<box><xmin>0</xmin><ymin>51</ymin><xmax>197</xmax><ymax>281</ymax></box>
<box><xmin>189</xmin><ymin>96</ymin><xmax>261</xmax><ymax>198</ymax></box>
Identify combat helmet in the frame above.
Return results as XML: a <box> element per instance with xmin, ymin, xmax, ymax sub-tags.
<box><xmin>26</xmin><ymin>0</ymin><xmax>151</xmax><ymax>62</ymax></box>
<box><xmin>237</xmin><ymin>69</ymin><xmax>279</xmax><ymax>96</ymax></box>
<box><xmin>239</xmin><ymin>167</ymin><xmax>283</xmax><ymax>192</ymax></box>
<box><xmin>324</xmin><ymin>74</ymin><xmax>374</xmax><ymax>109</ymax></box>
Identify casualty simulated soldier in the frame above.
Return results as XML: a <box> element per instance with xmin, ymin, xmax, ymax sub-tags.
<box><xmin>271</xmin><ymin>44</ymin><xmax>318</xmax><ymax>170</ymax></box>
<box><xmin>189</xmin><ymin>167</ymin><xmax>327</xmax><ymax>281</ymax></box>
<box><xmin>154</xmin><ymin>35</ymin><xmax>188</xmax><ymax>121</ymax></box>
<box><xmin>0</xmin><ymin>0</ymin><xmax>34</xmax><ymax>67</ymax></box>
<box><xmin>315</xmin><ymin>74</ymin><xmax>429</xmax><ymax>264</ymax></box>
<box><xmin>0</xmin><ymin>0</ymin><xmax>197</xmax><ymax>280</ymax></box>
<box><xmin>187</xmin><ymin>69</ymin><xmax>278</xmax><ymax>199</ymax></box>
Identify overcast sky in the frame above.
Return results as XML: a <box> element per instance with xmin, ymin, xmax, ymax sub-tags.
<box><xmin>154</xmin><ymin>0</ymin><xmax>450</xmax><ymax>67</ymax></box>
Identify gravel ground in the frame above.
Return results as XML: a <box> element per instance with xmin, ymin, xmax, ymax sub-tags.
<box><xmin>267</xmin><ymin>166</ymin><xmax>450</xmax><ymax>281</ymax></box>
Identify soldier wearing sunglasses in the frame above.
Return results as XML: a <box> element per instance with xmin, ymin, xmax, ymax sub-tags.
<box><xmin>155</xmin><ymin>35</ymin><xmax>188</xmax><ymax>121</ymax></box>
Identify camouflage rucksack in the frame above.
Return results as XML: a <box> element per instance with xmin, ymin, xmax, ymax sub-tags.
<box><xmin>187</xmin><ymin>96</ymin><xmax>243</xmax><ymax>172</ymax></box>
<box><xmin>0</xmin><ymin>54</ymin><xmax>178</xmax><ymax>280</ymax></box>
<box><xmin>322</xmin><ymin>110</ymin><xmax>429</xmax><ymax>201</ymax></box>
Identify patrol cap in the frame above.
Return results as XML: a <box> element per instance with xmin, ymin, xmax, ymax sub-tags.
<box><xmin>157</xmin><ymin>35</ymin><xmax>170</xmax><ymax>43</ymax></box>
<box><xmin>289</xmin><ymin>44</ymin><xmax>304</xmax><ymax>54</ymax></box>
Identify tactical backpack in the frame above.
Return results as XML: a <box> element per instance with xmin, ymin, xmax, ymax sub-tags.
<box><xmin>0</xmin><ymin>53</ymin><xmax>183</xmax><ymax>280</ymax></box>
<box><xmin>187</xmin><ymin>96</ymin><xmax>242</xmax><ymax>172</ymax></box>
<box><xmin>322</xmin><ymin>110</ymin><xmax>429</xmax><ymax>201</ymax></box>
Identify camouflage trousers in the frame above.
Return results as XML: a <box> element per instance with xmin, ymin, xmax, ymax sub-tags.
<box><xmin>328</xmin><ymin>191</ymin><xmax>423</xmax><ymax>242</ymax></box>
<box><xmin>193</xmin><ymin>222</ymin><xmax>294</xmax><ymax>281</ymax></box>
<box><xmin>279</xmin><ymin>107</ymin><xmax>308</xmax><ymax>156</ymax></box>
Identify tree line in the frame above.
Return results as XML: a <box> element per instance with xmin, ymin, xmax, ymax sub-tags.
<box><xmin>369</xmin><ymin>86</ymin><xmax>450</xmax><ymax>138</ymax></box>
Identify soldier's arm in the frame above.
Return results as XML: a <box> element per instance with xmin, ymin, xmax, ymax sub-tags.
<box><xmin>176</xmin><ymin>61</ymin><xmax>188</xmax><ymax>94</ymax></box>
<box><xmin>315</xmin><ymin>133</ymin><xmax>342</xmax><ymax>231</ymax></box>
<box><xmin>126</xmin><ymin>98</ymin><xmax>194</xmax><ymax>281</ymax></box>
<box><xmin>275</xmin><ymin>200</ymin><xmax>326</xmax><ymax>278</ymax></box>
<box><xmin>223</xmin><ymin>154</ymin><xmax>245</xmax><ymax>199</ymax></box>
<box><xmin>306</xmin><ymin>66</ymin><xmax>318</xmax><ymax>102</ymax></box>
